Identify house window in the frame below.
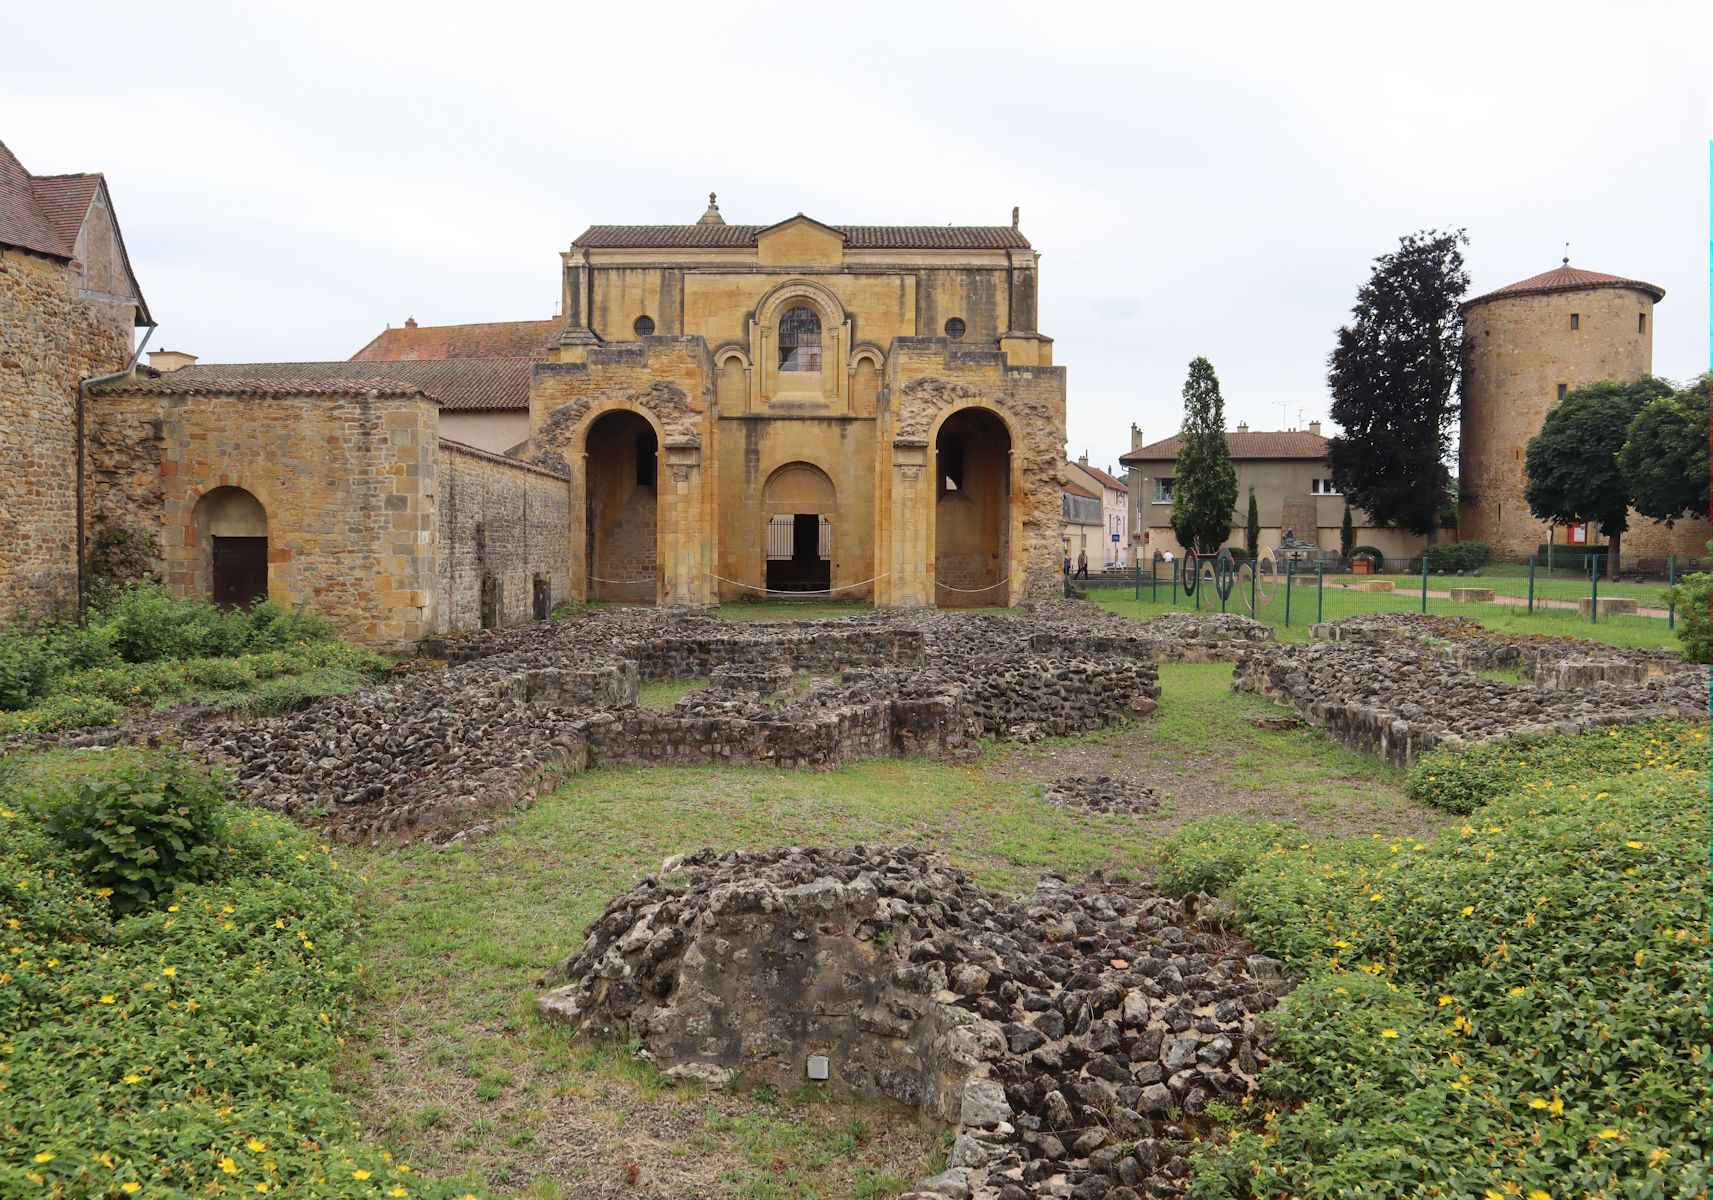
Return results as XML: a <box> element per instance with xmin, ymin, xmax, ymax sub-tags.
<box><xmin>944</xmin><ymin>317</ymin><xmax>966</xmax><ymax>341</ymax></box>
<box><xmin>778</xmin><ymin>306</ymin><xmax>822</xmax><ymax>372</ymax></box>
<box><xmin>633</xmin><ymin>315</ymin><xmax>655</xmax><ymax>337</ymax></box>
<box><xmin>1154</xmin><ymin>478</ymin><xmax>1174</xmax><ymax>504</ymax></box>
<box><xmin>1311</xmin><ymin>478</ymin><xmax>1341</xmax><ymax>495</ymax></box>
<box><xmin>1569</xmin><ymin>313</ymin><xmax>1579</xmax><ymax>330</ymax></box>
<box><xmin>1556</xmin><ymin>384</ymin><xmax>1567</xmax><ymax>403</ymax></box>
<box><xmin>1639</xmin><ymin>312</ymin><xmax>1647</xmax><ymax>334</ymax></box>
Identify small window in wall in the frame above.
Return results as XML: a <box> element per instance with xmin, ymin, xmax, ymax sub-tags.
<box><xmin>1154</xmin><ymin>478</ymin><xmax>1174</xmax><ymax>503</ymax></box>
<box><xmin>1556</xmin><ymin>384</ymin><xmax>1568</xmax><ymax>403</ymax></box>
<box><xmin>1639</xmin><ymin>312</ymin><xmax>1647</xmax><ymax>334</ymax></box>
<box><xmin>1569</xmin><ymin>313</ymin><xmax>1579</xmax><ymax>330</ymax></box>
<box><xmin>1311</xmin><ymin>478</ymin><xmax>1341</xmax><ymax>495</ymax></box>
<box><xmin>778</xmin><ymin>306</ymin><xmax>822</xmax><ymax>372</ymax></box>
<box><xmin>634</xmin><ymin>315</ymin><xmax>655</xmax><ymax>337</ymax></box>
<box><xmin>944</xmin><ymin>317</ymin><xmax>966</xmax><ymax>341</ymax></box>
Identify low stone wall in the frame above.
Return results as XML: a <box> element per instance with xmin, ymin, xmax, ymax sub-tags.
<box><xmin>538</xmin><ymin>846</ymin><xmax>1292</xmax><ymax>1200</ymax></box>
<box><xmin>434</xmin><ymin>439</ymin><xmax>571</xmax><ymax>634</ymax></box>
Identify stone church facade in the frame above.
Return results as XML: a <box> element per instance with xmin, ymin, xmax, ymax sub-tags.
<box><xmin>2</xmin><ymin>148</ymin><xmax>1068</xmax><ymax>644</ymax></box>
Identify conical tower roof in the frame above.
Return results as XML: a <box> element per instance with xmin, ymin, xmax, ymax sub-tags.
<box><xmin>1464</xmin><ymin>262</ymin><xmax>1665</xmax><ymax>309</ymax></box>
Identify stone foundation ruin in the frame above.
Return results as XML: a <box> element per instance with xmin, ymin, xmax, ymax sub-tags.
<box><xmin>538</xmin><ymin>846</ymin><xmax>1293</xmax><ymax>1200</ymax></box>
<box><xmin>1233</xmin><ymin>612</ymin><xmax>1708</xmax><ymax>767</ymax></box>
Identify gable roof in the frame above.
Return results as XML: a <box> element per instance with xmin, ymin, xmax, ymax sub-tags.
<box><xmin>351</xmin><ymin>318</ymin><xmax>560</xmax><ymax>362</ymax></box>
<box><xmin>1080</xmin><ymin>463</ymin><xmax>1128</xmax><ymax>492</ymax></box>
<box><xmin>97</xmin><ymin>358</ymin><xmax>534</xmax><ymax>411</ymax></box>
<box><xmin>572</xmin><ymin>222</ymin><xmax>1031</xmax><ymax>251</ymax></box>
<box><xmin>1120</xmin><ymin>430</ymin><xmax>1329</xmax><ymax>465</ymax></box>
<box><xmin>1464</xmin><ymin>263</ymin><xmax>1665</xmax><ymax>309</ymax></box>
<box><xmin>1063</xmin><ymin>480</ymin><xmax>1099</xmax><ymax>499</ymax></box>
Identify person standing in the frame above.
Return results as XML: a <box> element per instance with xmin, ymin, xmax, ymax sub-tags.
<box><xmin>1075</xmin><ymin>550</ymin><xmax>1089</xmax><ymax>579</ymax></box>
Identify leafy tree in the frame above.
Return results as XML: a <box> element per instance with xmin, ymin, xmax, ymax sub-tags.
<box><xmin>1170</xmin><ymin>357</ymin><xmax>1239</xmax><ymax>554</ymax></box>
<box><xmin>1339</xmin><ymin>504</ymin><xmax>1356</xmax><ymax>559</ymax></box>
<box><xmin>1620</xmin><ymin>375</ymin><xmax>1710</xmax><ymax>527</ymax></box>
<box><xmin>1245</xmin><ymin>488</ymin><xmax>1261</xmax><ymax>559</ymax></box>
<box><xmin>1326</xmin><ymin>229</ymin><xmax>1469</xmax><ymax>538</ymax></box>
<box><xmin>1524</xmin><ymin>376</ymin><xmax>1674</xmax><ymax>577</ymax></box>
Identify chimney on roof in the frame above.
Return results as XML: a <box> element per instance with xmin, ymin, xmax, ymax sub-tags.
<box><xmin>1309</xmin><ymin>420</ymin><xmax>1322</xmax><ymax>437</ymax></box>
<box><xmin>1077</xmin><ymin>451</ymin><xmax>1088</xmax><ymax>467</ymax></box>
<box><xmin>1012</xmin><ymin>206</ymin><xmax>1020</xmax><ymax>229</ymax></box>
<box><xmin>148</xmin><ymin>350</ymin><xmax>197</xmax><ymax>373</ymax></box>
<box><xmin>405</xmin><ymin>317</ymin><xmax>418</xmax><ymax>329</ymax></box>
<box><xmin>1236</xmin><ymin>420</ymin><xmax>1248</xmax><ymax>433</ymax></box>
<box><xmin>698</xmin><ymin>192</ymin><xmax>726</xmax><ymax>226</ymax></box>
<box><xmin>1130</xmin><ymin>423</ymin><xmax>1143</xmax><ymax>451</ymax></box>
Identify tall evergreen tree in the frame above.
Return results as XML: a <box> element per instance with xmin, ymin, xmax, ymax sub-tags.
<box><xmin>1620</xmin><ymin>375</ymin><xmax>1710</xmax><ymax>529</ymax></box>
<box><xmin>1339</xmin><ymin>504</ymin><xmax>1356</xmax><ymax>559</ymax></box>
<box><xmin>1245</xmin><ymin>488</ymin><xmax>1261</xmax><ymax>559</ymax></box>
<box><xmin>1326</xmin><ymin>230</ymin><xmax>1469</xmax><ymax>538</ymax></box>
<box><xmin>1524</xmin><ymin>376</ymin><xmax>1674</xmax><ymax>577</ymax></box>
<box><xmin>1170</xmin><ymin>357</ymin><xmax>1239</xmax><ymax>554</ymax></box>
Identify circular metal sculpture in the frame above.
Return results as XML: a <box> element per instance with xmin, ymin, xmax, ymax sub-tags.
<box><xmin>1213</xmin><ymin>549</ymin><xmax>1237</xmax><ymax>603</ymax></box>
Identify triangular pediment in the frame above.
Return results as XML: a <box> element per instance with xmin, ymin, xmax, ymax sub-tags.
<box><xmin>755</xmin><ymin>214</ymin><xmax>846</xmax><ymax>266</ymax></box>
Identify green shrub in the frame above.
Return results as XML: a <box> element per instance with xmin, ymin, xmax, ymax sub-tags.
<box><xmin>226</xmin><ymin>667</ymin><xmax>376</xmax><ymax>716</ymax></box>
<box><xmin>1661</xmin><ymin>571</ymin><xmax>1709</xmax><ymax>663</ymax></box>
<box><xmin>25</xmin><ymin>754</ymin><xmax>230</xmax><ymax>915</ymax></box>
<box><xmin>0</xmin><ymin>694</ymin><xmax>125</xmax><ymax>736</ymax></box>
<box><xmin>1534</xmin><ymin>542</ymin><xmax>1609</xmax><ymax>570</ymax></box>
<box><xmin>1407</xmin><ymin>719</ymin><xmax>1707</xmax><ymax>813</ymax></box>
<box><xmin>1192</xmin><ymin>751</ymin><xmax>1709</xmax><ymax>1198</ymax></box>
<box><xmin>181</xmin><ymin>655</ymin><xmax>259</xmax><ymax>691</ymax></box>
<box><xmin>0</xmin><ymin>750</ymin><xmax>488</xmax><ymax>1198</ymax></box>
<box><xmin>55</xmin><ymin>659</ymin><xmax>189</xmax><ymax>706</ymax></box>
<box><xmin>41</xmin><ymin>622</ymin><xmax>120</xmax><ymax>672</ymax></box>
<box><xmin>0</xmin><ymin>630</ymin><xmax>54</xmax><ymax>710</ymax></box>
<box><xmin>1408</xmin><ymin>540</ymin><xmax>1494</xmax><ymax>573</ymax></box>
<box><xmin>1155</xmin><ymin>818</ymin><xmax>1307</xmax><ymax>897</ymax></box>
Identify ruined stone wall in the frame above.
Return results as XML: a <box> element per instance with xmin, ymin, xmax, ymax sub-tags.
<box><xmin>0</xmin><ymin>248</ymin><xmax>134</xmax><ymax>620</ymax></box>
<box><xmin>89</xmin><ymin>386</ymin><xmax>440</xmax><ymax>646</ymax></box>
<box><xmin>434</xmin><ymin>438</ymin><xmax>571</xmax><ymax>634</ymax></box>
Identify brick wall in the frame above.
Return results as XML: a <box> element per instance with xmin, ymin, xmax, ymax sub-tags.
<box><xmin>0</xmin><ymin>248</ymin><xmax>134</xmax><ymax>620</ymax></box>
<box><xmin>434</xmin><ymin>439</ymin><xmax>571</xmax><ymax>631</ymax></box>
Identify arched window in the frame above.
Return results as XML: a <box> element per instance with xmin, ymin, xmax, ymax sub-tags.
<box><xmin>778</xmin><ymin>306</ymin><xmax>822</xmax><ymax>372</ymax></box>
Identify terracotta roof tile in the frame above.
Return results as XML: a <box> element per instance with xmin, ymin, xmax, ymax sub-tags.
<box><xmin>1081</xmin><ymin>463</ymin><xmax>1128</xmax><ymax>491</ymax></box>
<box><xmin>1062</xmin><ymin>480</ymin><xmax>1099</xmax><ymax>499</ymax></box>
<box><xmin>351</xmin><ymin>318</ymin><xmax>560</xmax><ymax>362</ymax></box>
<box><xmin>1464</xmin><ymin>263</ymin><xmax>1665</xmax><ymax>308</ymax></box>
<box><xmin>0</xmin><ymin>139</ymin><xmax>70</xmax><ymax>258</ymax></box>
<box><xmin>1120</xmin><ymin>430</ymin><xmax>1329</xmax><ymax>464</ymax></box>
<box><xmin>572</xmin><ymin>223</ymin><xmax>1030</xmax><ymax>250</ymax></box>
<box><xmin>29</xmin><ymin>174</ymin><xmax>100</xmax><ymax>253</ymax></box>
<box><xmin>97</xmin><ymin>358</ymin><xmax>534</xmax><ymax>410</ymax></box>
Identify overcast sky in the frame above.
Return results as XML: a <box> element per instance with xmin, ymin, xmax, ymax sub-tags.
<box><xmin>6</xmin><ymin>1</ymin><xmax>1707</xmax><ymax>472</ymax></box>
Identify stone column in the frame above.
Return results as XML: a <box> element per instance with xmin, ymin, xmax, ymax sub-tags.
<box><xmin>662</xmin><ymin>436</ymin><xmax>711</xmax><ymax>605</ymax></box>
<box><xmin>883</xmin><ymin>437</ymin><xmax>931</xmax><ymax>607</ymax></box>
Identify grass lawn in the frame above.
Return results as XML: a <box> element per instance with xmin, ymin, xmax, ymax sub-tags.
<box><xmin>336</xmin><ymin>660</ymin><xmax>1443</xmax><ymax>1198</ymax></box>
<box><xmin>1361</xmin><ymin>561</ymin><xmax>1677</xmax><ymax>606</ymax></box>
<box><xmin>1089</xmin><ymin>587</ymin><xmax>1683</xmax><ymax>651</ymax></box>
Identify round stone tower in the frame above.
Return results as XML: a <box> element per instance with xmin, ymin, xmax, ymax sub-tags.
<box><xmin>1458</xmin><ymin>262</ymin><xmax>1665</xmax><ymax>556</ymax></box>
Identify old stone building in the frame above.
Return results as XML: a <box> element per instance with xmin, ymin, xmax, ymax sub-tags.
<box><xmin>1459</xmin><ymin>261</ymin><xmax>1709</xmax><ymax>559</ymax></box>
<box><xmin>4</xmin><ymin>161</ymin><xmax>1068</xmax><ymax>643</ymax></box>
<box><xmin>0</xmin><ymin>139</ymin><xmax>151</xmax><ymax>619</ymax></box>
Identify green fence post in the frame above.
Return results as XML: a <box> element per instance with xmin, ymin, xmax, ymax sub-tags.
<box><xmin>1152</xmin><ymin>559</ymin><xmax>1158</xmax><ymax>602</ymax></box>
<box><xmin>1527</xmin><ymin>554</ymin><xmax>1536</xmax><ymax>614</ymax></box>
<box><xmin>1194</xmin><ymin>562</ymin><xmax>1202</xmax><ymax>610</ymax></box>
<box><xmin>1317</xmin><ymin>559</ymin><xmax>1324</xmax><ymax>624</ymax></box>
<box><xmin>1285</xmin><ymin>556</ymin><xmax>1293</xmax><ymax>627</ymax></box>
<box><xmin>1590</xmin><ymin>554</ymin><xmax>1599</xmax><ymax>623</ymax></box>
<box><xmin>1420</xmin><ymin>554</ymin><xmax>1428</xmax><ymax>614</ymax></box>
<box><xmin>1668</xmin><ymin>552</ymin><xmax>1676</xmax><ymax>629</ymax></box>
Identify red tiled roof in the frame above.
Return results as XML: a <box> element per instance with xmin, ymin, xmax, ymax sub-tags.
<box><xmin>30</xmin><ymin>174</ymin><xmax>101</xmax><ymax>252</ymax></box>
<box><xmin>573</xmin><ymin>223</ymin><xmax>1031</xmax><ymax>250</ymax></box>
<box><xmin>0</xmin><ymin>139</ymin><xmax>71</xmax><ymax>258</ymax></box>
<box><xmin>1120</xmin><ymin>430</ymin><xmax>1329</xmax><ymax>464</ymax></box>
<box><xmin>1081</xmin><ymin>463</ymin><xmax>1128</xmax><ymax>492</ymax></box>
<box><xmin>351</xmin><ymin>318</ymin><xmax>560</xmax><ymax>362</ymax></box>
<box><xmin>1464</xmin><ymin>264</ymin><xmax>1665</xmax><ymax>309</ymax></box>
<box><xmin>1062</xmin><ymin>480</ymin><xmax>1099</xmax><ymax>499</ymax></box>
<box><xmin>97</xmin><ymin>358</ymin><xmax>534</xmax><ymax>410</ymax></box>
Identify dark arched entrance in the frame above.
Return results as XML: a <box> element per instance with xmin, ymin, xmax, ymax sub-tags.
<box><xmin>762</xmin><ymin>462</ymin><xmax>835</xmax><ymax>593</ymax></box>
<box><xmin>197</xmin><ymin>486</ymin><xmax>269</xmax><ymax>609</ymax></box>
<box><xmin>934</xmin><ymin>409</ymin><xmax>1011</xmax><ymax>608</ymax></box>
<box><xmin>585</xmin><ymin>411</ymin><xmax>658</xmax><ymax>603</ymax></box>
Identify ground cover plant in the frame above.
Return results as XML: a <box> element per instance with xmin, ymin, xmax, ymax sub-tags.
<box><xmin>1161</xmin><ymin>721</ymin><xmax>1710</xmax><ymax>1199</ymax></box>
<box><xmin>0</xmin><ymin>748</ymin><xmax>488</xmax><ymax>1199</ymax></box>
<box><xmin>0</xmin><ymin>586</ymin><xmax>388</xmax><ymax>735</ymax></box>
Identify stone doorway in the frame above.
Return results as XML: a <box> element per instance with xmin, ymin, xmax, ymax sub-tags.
<box><xmin>198</xmin><ymin>486</ymin><xmax>269</xmax><ymax>609</ymax></box>
<box><xmin>934</xmin><ymin>408</ymin><xmax>1011</xmax><ymax>608</ymax></box>
<box><xmin>584</xmin><ymin>411</ymin><xmax>658</xmax><ymax>603</ymax></box>
<box><xmin>765</xmin><ymin>513</ymin><xmax>832</xmax><ymax>593</ymax></box>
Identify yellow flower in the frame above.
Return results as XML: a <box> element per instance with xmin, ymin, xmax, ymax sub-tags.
<box><xmin>256</xmin><ymin>1185</ymin><xmax>269</xmax><ymax>1194</ymax></box>
<box><xmin>388</xmin><ymin>1188</ymin><xmax>408</xmax><ymax>1198</ymax></box>
<box><xmin>273</xmin><ymin>919</ymin><xmax>285</xmax><ymax>929</ymax></box>
<box><xmin>161</xmin><ymin>966</ymin><xmax>177</xmax><ymax>977</ymax></box>
<box><xmin>1547</xmin><ymin>1095</ymin><xmax>1563</xmax><ymax>1116</ymax></box>
<box><xmin>247</xmin><ymin>1139</ymin><xmax>266</xmax><ymax>1152</ymax></box>
<box><xmin>122</xmin><ymin>1185</ymin><xmax>141</xmax><ymax>1195</ymax></box>
<box><xmin>1461</xmin><ymin>905</ymin><xmax>1475</xmax><ymax>916</ymax></box>
<box><xmin>33</xmin><ymin>1152</ymin><xmax>54</xmax><ymax>1164</ymax></box>
<box><xmin>1507</xmin><ymin>986</ymin><xmax>1527</xmax><ymax>997</ymax></box>
<box><xmin>1369</xmin><ymin>893</ymin><xmax>1383</xmax><ymax>902</ymax></box>
<box><xmin>220</xmin><ymin>1157</ymin><xmax>238</xmax><ymax>1175</ymax></box>
<box><xmin>167</xmin><ymin>905</ymin><xmax>179</xmax><ymax>912</ymax></box>
<box><xmin>353</xmin><ymin>1170</ymin><xmax>372</xmax><ymax>1180</ymax></box>
<box><xmin>1527</xmin><ymin>1191</ymin><xmax>1551</xmax><ymax>1200</ymax></box>
<box><xmin>123</xmin><ymin>1073</ymin><xmax>143</xmax><ymax>1083</ymax></box>
<box><xmin>222</xmin><ymin>905</ymin><xmax>236</xmax><ymax>914</ymax></box>
<box><xmin>1625</xmin><ymin>840</ymin><xmax>1643</xmax><ymax>849</ymax></box>
<box><xmin>1528</xmin><ymin>1097</ymin><xmax>1549</xmax><ymax>1109</ymax></box>
<box><xmin>99</xmin><ymin>995</ymin><xmax>116</xmax><ymax>1004</ymax></box>
<box><xmin>186</xmin><ymin>999</ymin><xmax>201</xmax><ymax>1012</ymax></box>
<box><xmin>1379</xmin><ymin>1028</ymin><xmax>1400</xmax><ymax>1039</ymax></box>
<box><xmin>96</xmin><ymin>887</ymin><xmax>114</xmax><ymax>898</ymax></box>
<box><xmin>1597</xmin><ymin>1128</ymin><xmax>1621</xmax><ymax>1139</ymax></box>
<box><xmin>1634</xmin><ymin>950</ymin><xmax>1646</xmax><ymax>966</ymax></box>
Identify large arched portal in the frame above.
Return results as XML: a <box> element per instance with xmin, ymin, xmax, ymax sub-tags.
<box><xmin>196</xmin><ymin>486</ymin><xmax>269</xmax><ymax>609</ymax></box>
<box><xmin>762</xmin><ymin>462</ymin><xmax>834</xmax><ymax>594</ymax></box>
<box><xmin>585</xmin><ymin>410</ymin><xmax>658</xmax><ymax>603</ymax></box>
<box><xmin>934</xmin><ymin>409</ymin><xmax>1011</xmax><ymax>608</ymax></box>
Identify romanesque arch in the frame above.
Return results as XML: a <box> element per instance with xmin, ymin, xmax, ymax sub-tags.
<box><xmin>195</xmin><ymin>486</ymin><xmax>269</xmax><ymax>609</ymax></box>
<box><xmin>583</xmin><ymin>409</ymin><xmax>659</xmax><ymax>603</ymax></box>
<box><xmin>933</xmin><ymin>407</ymin><xmax>1012</xmax><ymax>608</ymax></box>
<box><xmin>762</xmin><ymin>462</ymin><xmax>835</xmax><ymax>594</ymax></box>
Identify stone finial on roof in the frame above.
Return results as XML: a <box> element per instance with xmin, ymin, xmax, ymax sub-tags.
<box><xmin>405</xmin><ymin>316</ymin><xmax>418</xmax><ymax>328</ymax></box>
<box><xmin>697</xmin><ymin>192</ymin><xmax>725</xmax><ymax>226</ymax></box>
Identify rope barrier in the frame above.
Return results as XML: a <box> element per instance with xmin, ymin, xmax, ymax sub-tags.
<box><xmin>707</xmin><ymin>571</ymin><xmax>891</xmax><ymax>597</ymax></box>
<box><xmin>588</xmin><ymin>575</ymin><xmax>657</xmax><ymax>586</ymax></box>
<box><xmin>934</xmin><ymin>577</ymin><xmax>1011</xmax><ymax>593</ymax></box>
